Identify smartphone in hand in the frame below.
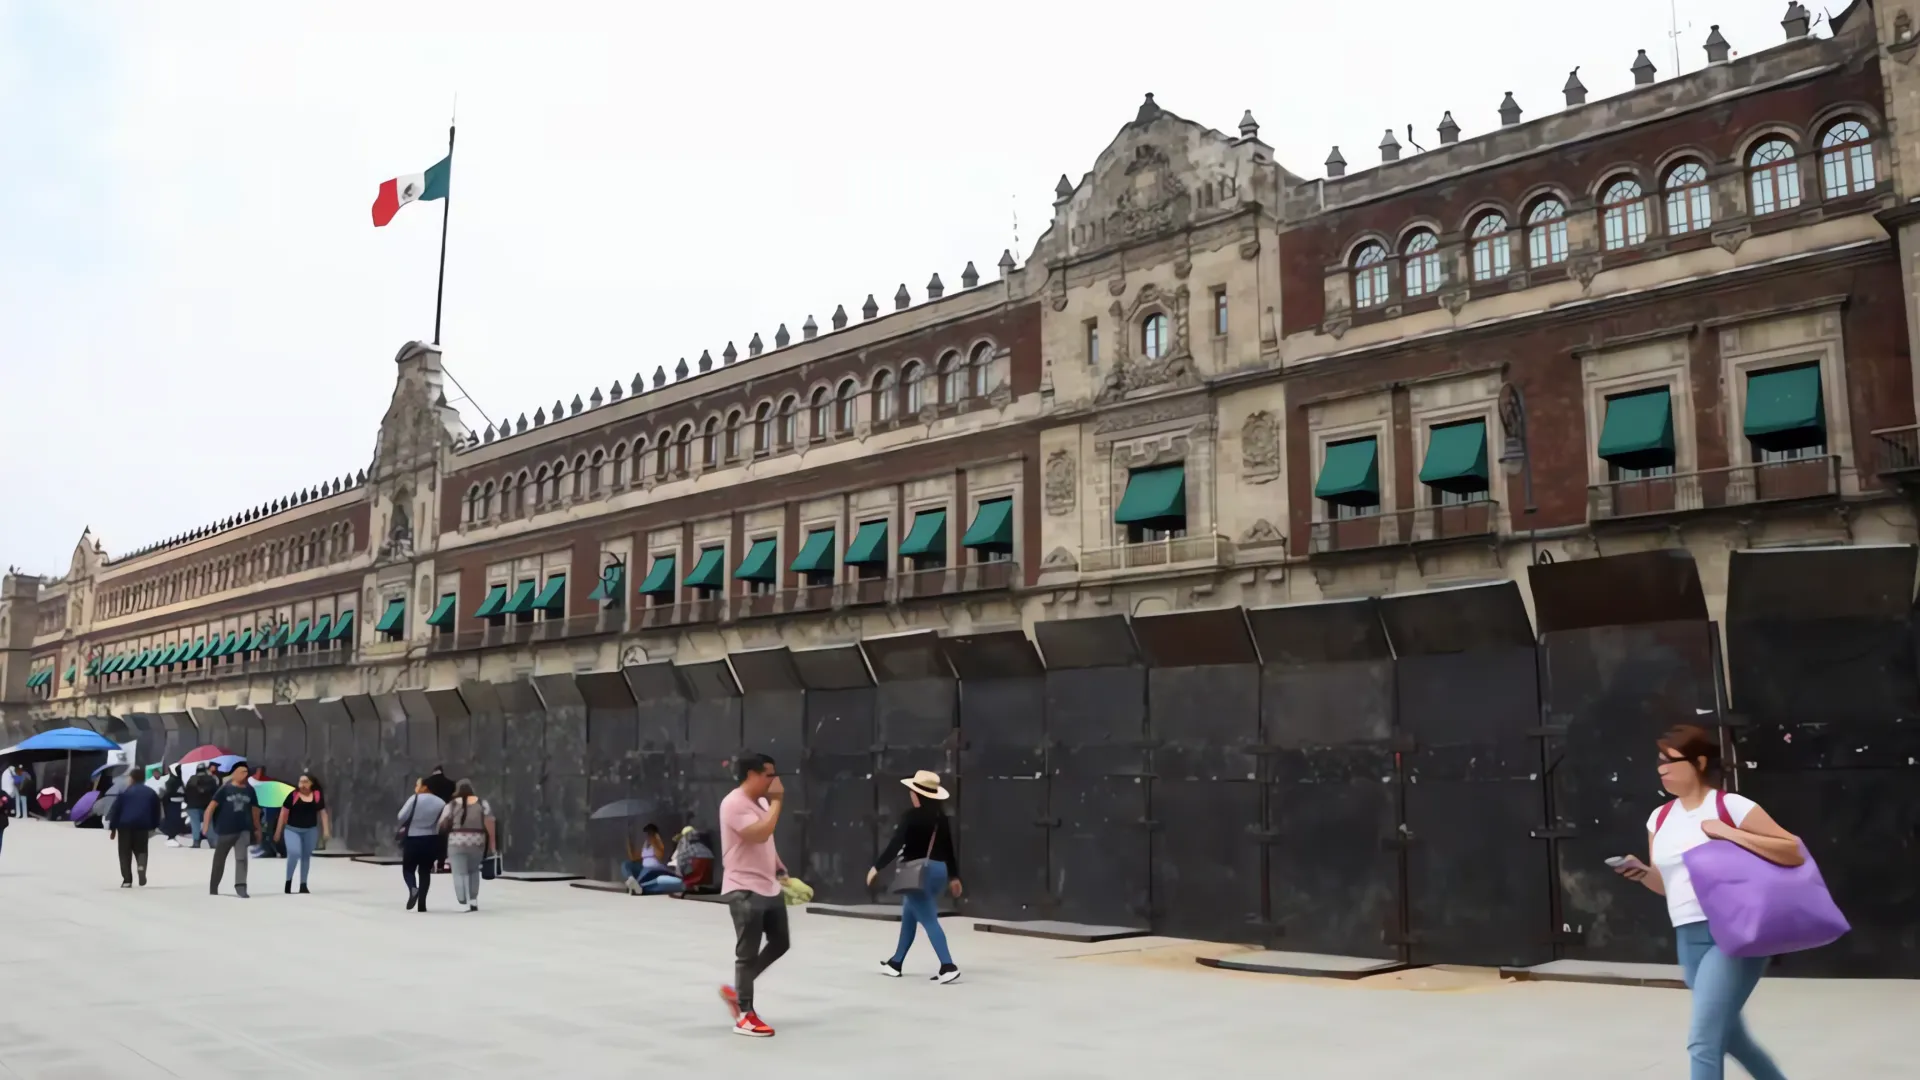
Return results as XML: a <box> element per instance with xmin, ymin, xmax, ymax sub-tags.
<box><xmin>1606</xmin><ymin>855</ymin><xmax>1649</xmax><ymax>877</ymax></box>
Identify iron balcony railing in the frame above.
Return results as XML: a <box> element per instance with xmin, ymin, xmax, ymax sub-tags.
<box><xmin>1309</xmin><ymin>501</ymin><xmax>1500</xmax><ymax>555</ymax></box>
<box><xmin>95</xmin><ymin>645</ymin><xmax>352</xmax><ymax>689</ymax></box>
<box><xmin>1588</xmin><ymin>457</ymin><xmax>1841</xmax><ymax>522</ymax></box>
<box><xmin>1870</xmin><ymin>425</ymin><xmax>1920</xmax><ymax>476</ymax></box>
<box><xmin>1078</xmin><ymin>535</ymin><xmax>1234</xmax><ymax>574</ymax></box>
<box><xmin>429</xmin><ymin>609</ymin><xmax>627</xmax><ymax>654</ymax></box>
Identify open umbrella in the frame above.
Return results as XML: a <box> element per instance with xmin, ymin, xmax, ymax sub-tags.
<box><xmin>250</xmin><ymin>780</ymin><xmax>294</xmax><ymax>809</ymax></box>
<box><xmin>177</xmin><ymin>745</ymin><xmax>233</xmax><ymax>767</ymax></box>
<box><xmin>92</xmin><ymin>762</ymin><xmax>131</xmax><ymax>780</ymax></box>
<box><xmin>85</xmin><ymin>793</ymin><xmax>116</xmax><ymax>826</ymax></box>
<box><xmin>590</xmin><ymin>798</ymin><xmax>667</xmax><ymax>821</ymax></box>
<box><xmin>36</xmin><ymin>787</ymin><xmax>60</xmax><ymax>810</ymax></box>
<box><xmin>69</xmin><ymin>790</ymin><xmax>100</xmax><ymax>822</ymax></box>
<box><xmin>0</xmin><ymin>727</ymin><xmax>121</xmax><ymax>763</ymax></box>
<box><xmin>209</xmin><ymin>754</ymin><xmax>247</xmax><ymax>773</ymax></box>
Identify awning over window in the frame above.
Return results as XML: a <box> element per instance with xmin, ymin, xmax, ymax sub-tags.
<box><xmin>306</xmin><ymin>615</ymin><xmax>332</xmax><ymax>645</ymax></box>
<box><xmin>474</xmin><ymin>585</ymin><xmax>509</xmax><ymax>619</ymax></box>
<box><xmin>150</xmin><ymin>645</ymin><xmax>173</xmax><ymax>666</ymax></box>
<box><xmin>267</xmin><ymin>625</ymin><xmax>292</xmax><ymax>650</ymax></box>
<box><xmin>1744</xmin><ymin>364</ymin><xmax>1825</xmax><ymax>451</ymax></box>
<box><xmin>426</xmin><ymin>594</ymin><xmax>457</xmax><ymax>628</ymax></box>
<box><xmin>1596</xmin><ymin>388</ymin><xmax>1675</xmax><ymax>469</ymax></box>
<box><xmin>683</xmin><ymin>548</ymin><xmax>725</xmax><ymax>590</ymax></box>
<box><xmin>288</xmin><ymin>620</ymin><xmax>311</xmax><ymax>647</ymax></box>
<box><xmin>100</xmin><ymin>655</ymin><xmax>119</xmax><ymax>675</ymax></box>
<box><xmin>328</xmin><ymin>613</ymin><xmax>353</xmax><ymax>642</ymax></box>
<box><xmin>637</xmin><ymin>555</ymin><xmax>677</xmax><ymax>595</ymax></box>
<box><xmin>234</xmin><ymin>629</ymin><xmax>256</xmax><ymax>653</ymax></box>
<box><xmin>1315</xmin><ymin>437</ymin><xmax>1380</xmax><ymax>506</ymax></box>
<box><xmin>63</xmin><ymin>664</ymin><xmax>75</xmax><ymax>684</ymax></box>
<box><xmin>130</xmin><ymin>649</ymin><xmax>152</xmax><ymax>671</ymax></box>
<box><xmin>501</xmin><ymin>581</ymin><xmax>537</xmax><ymax>616</ymax></box>
<box><xmin>898</xmin><ymin>509</ymin><xmax>947</xmax><ymax>558</ymax></box>
<box><xmin>1418</xmin><ymin>420</ymin><xmax>1490</xmax><ymax>494</ymax></box>
<box><xmin>844</xmin><ymin>521</ymin><xmax>889</xmax><ymax>566</ymax></box>
<box><xmin>191</xmin><ymin>638</ymin><xmax>212</xmax><ymax>661</ymax></box>
<box><xmin>789</xmin><ymin>528</ymin><xmax>836</xmax><ymax>574</ymax></box>
<box><xmin>376</xmin><ymin>599</ymin><xmax>406</xmax><ymax>634</ymax></box>
<box><xmin>26</xmin><ymin>671</ymin><xmax>42</xmax><ymax>688</ymax></box>
<box><xmin>735</xmin><ymin>539</ymin><xmax>778</xmax><ymax>583</ymax></box>
<box><xmin>587</xmin><ymin>566</ymin><xmax>624</xmax><ymax>602</ymax></box>
<box><xmin>534</xmin><ymin>575</ymin><xmax>567</xmax><ymax>613</ymax></box>
<box><xmin>85</xmin><ymin>658</ymin><xmax>100</xmax><ymax>676</ymax></box>
<box><xmin>961</xmin><ymin>498</ymin><xmax>1014</xmax><ymax>552</ymax></box>
<box><xmin>1113</xmin><ymin>466</ymin><xmax>1186</xmax><ymax>527</ymax></box>
<box><xmin>207</xmin><ymin>636</ymin><xmax>230</xmax><ymax>659</ymax></box>
<box><xmin>215</xmin><ymin>632</ymin><xmax>240</xmax><ymax>656</ymax></box>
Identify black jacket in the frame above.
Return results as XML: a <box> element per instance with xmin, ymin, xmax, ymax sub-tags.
<box><xmin>108</xmin><ymin>783</ymin><xmax>164</xmax><ymax>832</ymax></box>
<box><xmin>873</xmin><ymin>804</ymin><xmax>961</xmax><ymax>881</ymax></box>
<box><xmin>183</xmin><ymin>773</ymin><xmax>218</xmax><ymax>810</ymax></box>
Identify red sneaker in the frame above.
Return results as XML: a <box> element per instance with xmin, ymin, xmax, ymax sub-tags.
<box><xmin>733</xmin><ymin>1011</ymin><xmax>774</xmax><ymax>1038</ymax></box>
<box><xmin>718</xmin><ymin>985</ymin><xmax>741</xmax><ymax>1021</ymax></box>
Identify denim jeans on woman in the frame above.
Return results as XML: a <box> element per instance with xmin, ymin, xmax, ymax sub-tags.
<box><xmin>283</xmin><ymin>825</ymin><xmax>319</xmax><ymax>886</ymax></box>
<box><xmin>1675</xmin><ymin>921</ymin><xmax>1788</xmax><ymax>1080</ymax></box>
<box><xmin>890</xmin><ymin>860</ymin><xmax>954</xmax><ymax>968</ymax></box>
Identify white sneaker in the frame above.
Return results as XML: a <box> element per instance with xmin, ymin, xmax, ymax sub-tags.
<box><xmin>624</xmin><ymin>877</ymin><xmax>640</xmax><ymax>895</ymax></box>
<box><xmin>878</xmin><ymin>960</ymin><xmax>902</xmax><ymax>978</ymax></box>
<box><xmin>166</xmin><ymin>839</ymin><xmax>181</xmax><ymax>847</ymax></box>
<box><xmin>932</xmin><ymin>965</ymin><xmax>961</xmax><ymax>984</ymax></box>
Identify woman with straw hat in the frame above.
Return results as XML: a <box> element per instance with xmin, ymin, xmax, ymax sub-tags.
<box><xmin>866</xmin><ymin>770</ymin><xmax>963</xmax><ymax>984</ymax></box>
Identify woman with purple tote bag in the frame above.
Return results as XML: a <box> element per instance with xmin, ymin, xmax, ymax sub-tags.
<box><xmin>1611</xmin><ymin>724</ymin><xmax>1846</xmax><ymax>1080</ymax></box>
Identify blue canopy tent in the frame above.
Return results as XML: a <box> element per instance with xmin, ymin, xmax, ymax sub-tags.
<box><xmin>0</xmin><ymin>727</ymin><xmax>120</xmax><ymax>763</ymax></box>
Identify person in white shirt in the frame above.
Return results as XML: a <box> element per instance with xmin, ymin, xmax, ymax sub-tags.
<box><xmin>1613</xmin><ymin>724</ymin><xmax>1801</xmax><ymax>1080</ymax></box>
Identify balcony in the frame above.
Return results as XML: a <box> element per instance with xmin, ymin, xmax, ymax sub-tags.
<box><xmin>897</xmin><ymin>560</ymin><xmax>1017</xmax><ymax>600</ymax></box>
<box><xmin>1588</xmin><ymin>457</ymin><xmax>1840</xmax><ymax>522</ymax></box>
<box><xmin>1309</xmin><ymin>501</ymin><xmax>1500</xmax><ymax>555</ymax></box>
<box><xmin>1078</xmin><ymin>535</ymin><xmax>1235</xmax><ymax>575</ymax></box>
<box><xmin>1871</xmin><ymin>426</ymin><xmax>1920</xmax><ymax>482</ymax></box>
<box><xmin>96</xmin><ymin>646</ymin><xmax>352</xmax><ymax>690</ymax></box>
<box><xmin>428</xmin><ymin>610</ymin><xmax>627</xmax><ymax>654</ymax></box>
<box><xmin>636</xmin><ymin>597</ymin><xmax>724</xmax><ymax>632</ymax></box>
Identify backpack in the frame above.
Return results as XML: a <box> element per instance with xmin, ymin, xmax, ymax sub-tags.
<box><xmin>1653</xmin><ymin>791</ymin><xmax>1735</xmax><ymax>833</ymax></box>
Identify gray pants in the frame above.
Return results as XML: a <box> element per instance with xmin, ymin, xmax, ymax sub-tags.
<box><xmin>210</xmin><ymin>832</ymin><xmax>249</xmax><ymax>891</ymax></box>
<box><xmin>448</xmin><ymin>848</ymin><xmax>483</xmax><ymax>904</ymax></box>
<box><xmin>727</xmin><ymin>890</ymin><xmax>791</xmax><ymax>1013</ymax></box>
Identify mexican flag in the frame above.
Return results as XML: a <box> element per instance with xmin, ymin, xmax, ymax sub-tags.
<box><xmin>371</xmin><ymin>155</ymin><xmax>451</xmax><ymax>227</ymax></box>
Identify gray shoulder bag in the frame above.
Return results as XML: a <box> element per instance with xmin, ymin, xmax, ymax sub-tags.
<box><xmin>888</xmin><ymin>820</ymin><xmax>940</xmax><ymax>896</ymax></box>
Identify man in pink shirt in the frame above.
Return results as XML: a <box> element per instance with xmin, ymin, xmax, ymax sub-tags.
<box><xmin>717</xmin><ymin>752</ymin><xmax>789</xmax><ymax>1037</ymax></box>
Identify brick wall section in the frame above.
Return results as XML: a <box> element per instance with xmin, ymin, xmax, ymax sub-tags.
<box><xmin>1283</xmin><ymin>249</ymin><xmax>1910</xmax><ymax>553</ymax></box>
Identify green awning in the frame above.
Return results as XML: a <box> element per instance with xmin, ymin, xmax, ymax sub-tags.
<box><xmin>85</xmin><ymin>658</ymin><xmax>100</xmax><ymax>676</ymax></box>
<box><xmin>1418</xmin><ymin>420</ymin><xmax>1490</xmax><ymax>494</ymax></box>
<box><xmin>501</xmin><ymin>581</ymin><xmax>537</xmax><ymax>616</ymax></box>
<box><xmin>101</xmin><ymin>655</ymin><xmax>121</xmax><ymax>675</ymax></box>
<box><xmin>63</xmin><ymin>664</ymin><xmax>75</xmax><ymax>684</ymax></box>
<box><xmin>328</xmin><ymin>612</ymin><xmax>354</xmax><ymax>642</ymax></box>
<box><xmin>638</xmin><ymin>555</ymin><xmax>677</xmax><ymax>595</ymax></box>
<box><xmin>961</xmin><ymin>498</ymin><xmax>1014</xmax><ymax>552</ymax></box>
<box><xmin>26</xmin><ymin>671</ymin><xmax>41</xmax><ymax>688</ymax></box>
<box><xmin>130</xmin><ymin>649</ymin><xmax>152</xmax><ymax>671</ymax></box>
<box><xmin>426</xmin><ymin>594</ymin><xmax>457</xmax><ymax>628</ymax></box>
<box><xmin>375</xmin><ymin>599</ymin><xmax>406</xmax><ymax>633</ymax></box>
<box><xmin>683</xmin><ymin>548</ymin><xmax>725</xmax><ymax>590</ymax></box>
<box><xmin>1597</xmin><ymin>388</ymin><xmax>1675</xmax><ymax>470</ymax></box>
<box><xmin>735</xmin><ymin>539</ymin><xmax>778</xmax><ymax>582</ymax></box>
<box><xmin>288</xmin><ymin>620</ymin><xmax>311</xmax><ymax>647</ymax></box>
<box><xmin>234</xmin><ymin>629</ymin><xmax>255</xmax><ymax>653</ymax></box>
<box><xmin>267</xmin><ymin>625</ymin><xmax>292</xmax><ymax>650</ymax></box>
<box><xmin>899</xmin><ymin>509</ymin><xmax>947</xmax><ymax>558</ymax></box>
<box><xmin>107</xmin><ymin>653</ymin><xmax>128</xmax><ymax>674</ymax></box>
<box><xmin>790</xmin><ymin>528</ymin><xmax>836</xmax><ymax>574</ymax></box>
<box><xmin>305</xmin><ymin>616</ymin><xmax>332</xmax><ymax>645</ymax></box>
<box><xmin>474</xmin><ymin>584</ymin><xmax>509</xmax><ymax>619</ymax></box>
<box><xmin>206</xmin><ymin>636</ymin><xmax>229</xmax><ymax>659</ymax></box>
<box><xmin>189</xmin><ymin>638</ymin><xmax>211</xmax><ymax>661</ymax></box>
<box><xmin>587</xmin><ymin>565</ymin><xmax>624</xmax><ymax>602</ymax></box>
<box><xmin>1315</xmin><ymin>437</ymin><xmax>1380</xmax><ymax>507</ymax></box>
<box><xmin>215</xmin><ymin>632</ymin><xmax>239</xmax><ymax>657</ymax></box>
<box><xmin>151</xmin><ymin>644</ymin><xmax>175</xmax><ymax>665</ymax></box>
<box><xmin>844</xmin><ymin>521</ymin><xmax>889</xmax><ymax>566</ymax></box>
<box><xmin>1744</xmin><ymin>364</ymin><xmax>1825</xmax><ymax>451</ymax></box>
<box><xmin>1114</xmin><ymin>465</ymin><xmax>1187</xmax><ymax>526</ymax></box>
<box><xmin>534</xmin><ymin>575</ymin><xmax>567</xmax><ymax>613</ymax></box>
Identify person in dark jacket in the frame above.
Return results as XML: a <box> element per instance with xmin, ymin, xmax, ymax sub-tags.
<box><xmin>866</xmin><ymin>770</ymin><xmax>964</xmax><ymax>984</ymax></box>
<box><xmin>108</xmin><ymin>775</ymin><xmax>165</xmax><ymax>887</ymax></box>
<box><xmin>425</xmin><ymin>766</ymin><xmax>457</xmax><ymax>871</ymax></box>
<box><xmin>161</xmin><ymin>770</ymin><xmax>186</xmax><ymax>845</ymax></box>
<box><xmin>183</xmin><ymin>766</ymin><xmax>217</xmax><ymax>848</ymax></box>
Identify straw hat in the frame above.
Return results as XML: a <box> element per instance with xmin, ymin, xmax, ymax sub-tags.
<box><xmin>901</xmin><ymin>770</ymin><xmax>950</xmax><ymax>800</ymax></box>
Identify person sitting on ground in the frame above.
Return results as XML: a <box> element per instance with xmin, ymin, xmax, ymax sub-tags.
<box><xmin>670</xmin><ymin>825</ymin><xmax>715</xmax><ymax>892</ymax></box>
<box><xmin>623</xmin><ymin>823</ymin><xmax>685</xmax><ymax>895</ymax></box>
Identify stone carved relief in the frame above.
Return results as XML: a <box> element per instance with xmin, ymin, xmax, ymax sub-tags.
<box><xmin>1109</xmin><ymin>144</ymin><xmax>1190</xmax><ymax>241</ymax></box>
<box><xmin>1172</xmin><ymin>255</ymin><xmax>1192</xmax><ymax>279</ymax></box>
<box><xmin>1094</xmin><ymin>394</ymin><xmax>1209</xmax><ymax>435</ymax></box>
<box><xmin>1440</xmin><ymin>289</ymin><xmax>1468</xmax><ymax>316</ymax></box>
<box><xmin>1240</xmin><ymin>410</ymin><xmax>1280</xmax><ymax>482</ymax></box>
<box><xmin>987</xmin><ymin>382</ymin><xmax>1014</xmax><ymax>409</ymax></box>
<box><xmin>1238</xmin><ymin>237</ymin><xmax>1261</xmax><ymax>260</ymax></box>
<box><xmin>1042</xmin><ymin>547</ymin><xmax>1079</xmax><ymax>571</ymax></box>
<box><xmin>1044</xmin><ymin>451</ymin><xmax>1076</xmax><ymax>516</ymax></box>
<box><xmin>1098</xmin><ymin>283</ymin><xmax>1196</xmax><ymax>402</ymax></box>
<box><xmin>1569</xmin><ymin>257</ymin><xmax>1599</xmax><ymax>290</ymax></box>
<box><xmin>1324</xmin><ymin>315</ymin><xmax>1352</xmax><ymax>340</ymax></box>
<box><xmin>1240</xmin><ymin>519</ymin><xmax>1284</xmax><ymax>546</ymax></box>
<box><xmin>1711</xmin><ymin>225</ymin><xmax>1751</xmax><ymax>255</ymax></box>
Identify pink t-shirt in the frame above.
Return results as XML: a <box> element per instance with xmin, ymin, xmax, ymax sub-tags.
<box><xmin>719</xmin><ymin>788</ymin><xmax>784</xmax><ymax>897</ymax></box>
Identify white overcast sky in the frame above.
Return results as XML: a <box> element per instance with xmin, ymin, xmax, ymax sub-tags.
<box><xmin>0</xmin><ymin>0</ymin><xmax>1814</xmax><ymax>575</ymax></box>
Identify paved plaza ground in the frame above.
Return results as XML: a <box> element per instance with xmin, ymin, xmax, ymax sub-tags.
<box><xmin>0</xmin><ymin>819</ymin><xmax>1908</xmax><ymax>1078</ymax></box>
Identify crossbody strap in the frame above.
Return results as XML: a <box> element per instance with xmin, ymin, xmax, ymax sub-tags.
<box><xmin>1653</xmin><ymin>792</ymin><xmax>1736</xmax><ymax>834</ymax></box>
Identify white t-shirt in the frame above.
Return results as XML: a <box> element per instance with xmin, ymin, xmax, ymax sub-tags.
<box><xmin>1647</xmin><ymin>789</ymin><xmax>1758</xmax><ymax>927</ymax></box>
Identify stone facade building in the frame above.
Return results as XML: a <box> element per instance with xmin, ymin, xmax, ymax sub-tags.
<box><xmin>6</xmin><ymin>3</ymin><xmax>1918</xmax><ymax>726</ymax></box>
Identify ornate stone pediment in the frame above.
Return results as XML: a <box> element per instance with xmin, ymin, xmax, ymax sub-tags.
<box><xmin>1044</xmin><ymin>451</ymin><xmax>1076</xmax><ymax>516</ymax></box>
<box><xmin>1097</xmin><ymin>283</ymin><xmax>1197</xmax><ymax>403</ymax></box>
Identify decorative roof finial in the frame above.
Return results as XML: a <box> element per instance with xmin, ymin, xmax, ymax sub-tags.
<box><xmin>1378</xmin><ymin>129</ymin><xmax>1400</xmax><ymax>163</ymax></box>
<box><xmin>1704</xmin><ymin>25</ymin><xmax>1730</xmax><ymax>64</ymax></box>
<box><xmin>831</xmin><ymin>304</ymin><xmax>848</xmax><ymax>330</ymax></box>
<box><xmin>1498</xmin><ymin>92</ymin><xmax>1522</xmax><ymax>127</ymax></box>
<box><xmin>862</xmin><ymin>293</ymin><xmax>879</xmax><ymax>319</ymax></box>
<box><xmin>1782</xmin><ymin>2</ymin><xmax>1810</xmax><ymax>40</ymax></box>
<box><xmin>802</xmin><ymin>315</ymin><xmax>818</xmax><ymax>340</ymax></box>
<box><xmin>1238</xmin><ymin>110</ymin><xmax>1259</xmax><ymax>139</ymax></box>
<box><xmin>1437</xmin><ymin>112</ymin><xmax>1460</xmax><ymax>145</ymax></box>
<box><xmin>1326</xmin><ymin>146</ymin><xmax>1347</xmax><ymax>178</ymax></box>
<box><xmin>749</xmin><ymin>333</ymin><xmax>764</xmax><ymax>356</ymax></box>
<box><xmin>926</xmin><ymin>274</ymin><xmax>944</xmax><ymax>300</ymax></box>
<box><xmin>1563</xmin><ymin>68</ymin><xmax>1587</xmax><ymax>107</ymax></box>
<box><xmin>698</xmin><ymin>349</ymin><xmax>713</xmax><ymax>373</ymax></box>
<box><xmin>960</xmin><ymin>262</ymin><xmax>979</xmax><ymax>289</ymax></box>
<box><xmin>722</xmin><ymin>342</ymin><xmax>738</xmax><ymax>365</ymax></box>
<box><xmin>893</xmin><ymin>284</ymin><xmax>911</xmax><ymax>310</ymax></box>
<box><xmin>1632</xmin><ymin>49</ymin><xmax>1657</xmax><ymax>85</ymax></box>
<box><xmin>775</xmin><ymin>324</ymin><xmax>791</xmax><ymax>348</ymax></box>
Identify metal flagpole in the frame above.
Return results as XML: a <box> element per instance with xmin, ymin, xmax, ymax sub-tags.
<box><xmin>432</xmin><ymin>120</ymin><xmax>455</xmax><ymax>346</ymax></box>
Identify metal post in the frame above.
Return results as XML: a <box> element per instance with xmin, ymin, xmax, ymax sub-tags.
<box><xmin>432</xmin><ymin>123</ymin><xmax>455</xmax><ymax>346</ymax></box>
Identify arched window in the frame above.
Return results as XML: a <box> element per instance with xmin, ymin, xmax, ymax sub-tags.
<box><xmin>835</xmin><ymin>379</ymin><xmax>857</xmax><ymax>433</ymax></box>
<box><xmin>702</xmin><ymin>417</ymin><xmax>719</xmax><ymax>466</ymax></box>
<box><xmin>1601</xmin><ymin>178</ymin><xmax>1648</xmax><ymax>250</ymax></box>
<box><xmin>1141</xmin><ymin>314</ymin><xmax>1169</xmax><ymax>359</ymax></box>
<box><xmin>1402</xmin><ymin>230</ymin><xmax>1441</xmax><ymax>296</ymax></box>
<box><xmin>516</xmin><ymin>471</ymin><xmax>530</xmax><ymax>515</ymax></box>
<box><xmin>810</xmin><ymin>387</ymin><xmax>831</xmax><ymax>437</ymax></box>
<box><xmin>903</xmin><ymin>361</ymin><xmax>925</xmax><ymax>414</ymax></box>
<box><xmin>968</xmin><ymin>341</ymin><xmax>993</xmax><ymax>397</ymax></box>
<box><xmin>482</xmin><ymin>481</ymin><xmax>495</xmax><ymax>519</ymax></box>
<box><xmin>465</xmin><ymin>485</ymin><xmax>480</xmax><ymax>524</ymax></box>
<box><xmin>1526</xmin><ymin>199</ymin><xmax>1568</xmax><ymax>268</ymax></box>
<box><xmin>871</xmin><ymin>370</ymin><xmax>895</xmax><ymax>423</ymax></box>
<box><xmin>655</xmin><ymin>431</ymin><xmax>672</xmax><ymax>477</ymax></box>
<box><xmin>724</xmin><ymin>410</ymin><xmax>743</xmax><ymax>460</ymax></box>
<box><xmin>674</xmin><ymin>424</ymin><xmax>693</xmax><ymax>473</ymax></box>
<box><xmin>754</xmin><ymin>403</ymin><xmax>772</xmax><ymax>452</ymax></box>
<box><xmin>1820</xmin><ymin>120</ymin><xmax>1875</xmax><ymax>197</ymax></box>
<box><xmin>1469</xmin><ymin>214</ymin><xmax>1510</xmax><ymax>281</ymax></box>
<box><xmin>611</xmin><ymin>442</ymin><xmax>627</xmax><ymax>486</ymax></box>
<box><xmin>572</xmin><ymin>455</ymin><xmax>587</xmax><ymax>498</ymax></box>
<box><xmin>1749</xmin><ymin>139</ymin><xmax>1801</xmax><ymax>215</ymax></box>
<box><xmin>589</xmin><ymin>450</ymin><xmax>604</xmax><ymax>494</ymax></box>
<box><xmin>938</xmin><ymin>351</ymin><xmax>964</xmax><ymax>403</ymax></box>
<box><xmin>1664</xmin><ymin>161</ymin><xmax>1711</xmax><ymax>235</ymax></box>
<box><xmin>777</xmin><ymin>396</ymin><xmax>797</xmax><ymax>447</ymax></box>
<box><xmin>1351</xmin><ymin>242</ymin><xmax>1389</xmax><ymax>308</ymax></box>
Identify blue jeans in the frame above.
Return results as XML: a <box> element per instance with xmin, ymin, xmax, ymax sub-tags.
<box><xmin>1675</xmin><ymin>921</ymin><xmax>1788</xmax><ymax>1080</ymax></box>
<box><xmin>187</xmin><ymin>811</ymin><xmax>206</xmax><ymax>848</ymax></box>
<box><xmin>284</xmin><ymin>826</ymin><xmax>318</xmax><ymax>884</ymax></box>
<box><xmin>890</xmin><ymin>860</ymin><xmax>954</xmax><ymax>968</ymax></box>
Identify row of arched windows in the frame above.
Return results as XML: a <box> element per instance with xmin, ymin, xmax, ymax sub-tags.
<box><xmin>100</xmin><ymin>523</ymin><xmax>356</xmax><ymax>618</ymax></box>
<box><xmin>463</xmin><ymin>342</ymin><xmax>1004</xmax><ymax>526</ymax></box>
<box><xmin>1348</xmin><ymin>119</ymin><xmax>1879</xmax><ymax>311</ymax></box>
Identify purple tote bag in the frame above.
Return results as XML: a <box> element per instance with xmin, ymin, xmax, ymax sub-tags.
<box><xmin>1681</xmin><ymin>801</ymin><xmax>1850</xmax><ymax>958</ymax></box>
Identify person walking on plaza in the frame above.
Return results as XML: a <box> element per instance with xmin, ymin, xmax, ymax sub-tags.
<box><xmin>435</xmin><ymin>779</ymin><xmax>496</xmax><ymax>911</ymax></box>
<box><xmin>425</xmin><ymin>766</ymin><xmax>456</xmax><ymax>872</ymax></box>
<box><xmin>275</xmin><ymin>773</ymin><xmax>330</xmax><ymax>895</ymax></box>
<box><xmin>868</xmin><ymin>770</ymin><xmax>964</xmax><ymax>984</ymax></box>
<box><xmin>1612</xmin><ymin>724</ymin><xmax>1799</xmax><ymax>1080</ymax></box>
<box><xmin>107</xmin><ymin>768</ymin><xmax>164</xmax><ymax>888</ymax></box>
<box><xmin>161</xmin><ymin>768</ymin><xmax>186</xmax><ymax>846</ymax></box>
<box><xmin>0</xmin><ymin>788</ymin><xmax>12</xmax><ymax>857</ymax></box>
<box><xmin>717</xmin><ymin>753</ymin><xmax>790</xmax><ymax>1038</ymax></box>
<box><xmin>397</xmin><ymin>777</ymin><xmax>446</xmax><ymax>912</ymax></box>
<box><xmin>183</xmin><ymin>765</ymin><xmax>217</xmax><ymax>849</ymax></box>
<box><xmin>205</xmin><ymin>764</ymin><xmax>262</xmax><ymax>898</ymax></box>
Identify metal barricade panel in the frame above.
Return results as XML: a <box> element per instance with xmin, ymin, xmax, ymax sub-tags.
<box><xmin>1045</xmin><ymin>665</ymin><xmax>1150</xmax><ymax>928</ymax></box>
